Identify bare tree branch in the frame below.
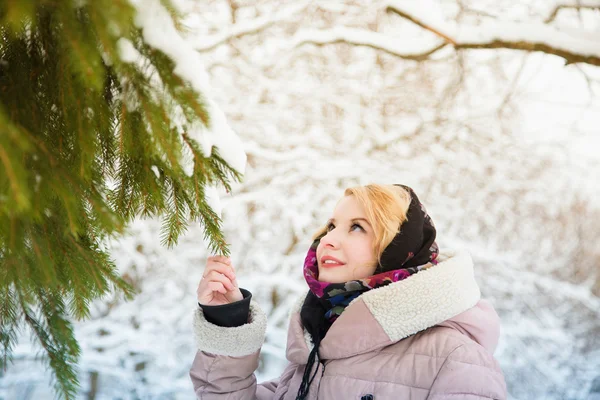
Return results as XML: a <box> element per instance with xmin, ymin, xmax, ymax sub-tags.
<box><xmin>457</xmin><ymin>39</ymin><xmax>600</xmax><ymax>66</ymax></box>
<box><xmin>497</xmin><ymin>54</ymin><xmax>529</xmax><ymax>119</ymax></box>
<box><xmin>544</xmin><ymin>1</ymin><xmax>600</xmax><ymax>23</ymax></box>
<box><xmin>290</xmin><ymin>27</ymin><xmax>447</xmax><ymax>61</ymax></box>
<box><xmin>385</xmin><ymin>5</ymin><xmax>457</xmax><ymax>44</ymax></box>
<box><xmin>456</xmin><ymin>5</ymin><xmax>499</xmax><ymax>20</ymax></box>
<box><xmin>574</xmin><ymin>64</ymin><xmax>599</xmax><ymax>97</ymax></box>
<box><xmin>227</xmin><ymin>0</ymin><xmax>239</xmax><ymax>24</ymax></box>
<box><xmin>386</xmin><ymin>1</ymin><xmax>600</xmax><ymax>67</ymax></box>
<box><xmin>193</xmin><ymin>3</ymin><xmax>308</xmax><ymax>52</ymax></box>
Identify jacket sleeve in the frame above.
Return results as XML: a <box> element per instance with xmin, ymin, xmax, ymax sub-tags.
<box><xmin>199</xmin><ymin>288</ymin><xmax>253</xmax><ymax>327</ymax></box>
<box><xmin>189</xmin><ymin>298</ymin><xmax>295</xmax><ymax>399</ymax></box>
<box><xmin>426</xmin><ymin>343</ymin><xmax>508</xmax><ymax>400</ymax></box>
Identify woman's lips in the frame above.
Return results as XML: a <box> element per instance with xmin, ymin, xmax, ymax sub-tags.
<box><xmin>320</xmin><ymin>255</ymin><xmax>345</xmax><ymax>268</ymax></box>
<box><xmin>322</xmin><ymin>263</ymin><xmax>344</xmax><ymax>268</ymax></box>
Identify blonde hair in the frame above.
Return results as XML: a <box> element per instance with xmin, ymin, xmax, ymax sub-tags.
<box><xmin>312</xmin><ymin>184</ymin><xmax>412</xmax><ymax>267</ymax></box>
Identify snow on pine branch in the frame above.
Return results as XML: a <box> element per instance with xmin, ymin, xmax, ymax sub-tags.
<box><xmin>385</xmin><ymin>0</ymin><xmax>600</xmax><ymax>66</ymax></box>
<box><xmin>125</xmin><ymin>0</ymin><xmax>247</xmax><ymax>183</ymax></box>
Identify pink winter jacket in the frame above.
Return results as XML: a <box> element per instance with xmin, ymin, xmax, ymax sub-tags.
<box><xmin>190</xmin><ymin>250</ymin><xmax>507</xmax><ymax>399</ymax></box>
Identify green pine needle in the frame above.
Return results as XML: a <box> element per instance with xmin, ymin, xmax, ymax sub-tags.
<box><xmin>0</xmin><ymin>1</ymin><xmax>242</xmax><ymax>398</ymax></box>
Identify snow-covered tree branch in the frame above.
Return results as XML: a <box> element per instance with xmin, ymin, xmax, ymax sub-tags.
<box><xmin>193</xmin><ymin>3</ymin><xmax>309</xmax><ymax>52</ymax></box>
<box><xmin>290</xmin><ymin>27</ymin><xmax>446</xmax><ymax>61</ymax></box>
<box><xmin>386</xmin><ymin>0</ymin><xmax>600</xmax><ymax>66</ymax></box>
<box><xmin>214</xmin><ymin>0</ymin><xmax>600</xmax><ymax>67</ymax></box>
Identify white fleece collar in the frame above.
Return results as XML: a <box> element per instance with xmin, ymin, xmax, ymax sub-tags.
<box><xmin>290</xmin><ymin>250</ymin><xmax>481</xmax><ymax>353</ymax></box>
<box><xmin>355</xmin><ymin>249</ymin><xmax>481</xmax><ymax>341</ymax></box>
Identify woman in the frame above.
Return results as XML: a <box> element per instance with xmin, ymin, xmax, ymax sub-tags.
<box><xmin>190</xmin><ymin>184</ymin><xmax>507</xmax><ymax>400</ymax></box>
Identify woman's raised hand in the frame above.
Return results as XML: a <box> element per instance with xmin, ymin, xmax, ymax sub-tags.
<box><xmin>197</xmin><ymin>256</ymin><xmax>244</xmax><ymax>306</ymax></box>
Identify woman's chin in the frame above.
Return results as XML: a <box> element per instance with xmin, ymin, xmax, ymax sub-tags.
<box><xmin>317</xmin><ymin>273</ymin><xmax>346</xmax><ymax>284</ymax></box>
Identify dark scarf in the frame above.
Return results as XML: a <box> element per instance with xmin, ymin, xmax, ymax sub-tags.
<box><xmin>296</xmin><ymin>185</ymin><xmax>439</xmax><ymax>399</ymax></box>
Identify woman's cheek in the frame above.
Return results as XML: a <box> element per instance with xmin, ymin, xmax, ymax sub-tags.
<box><xmin>315</xmin><ymin>242</ymin><xmax>324</xmax><ymax>257</ymax></box>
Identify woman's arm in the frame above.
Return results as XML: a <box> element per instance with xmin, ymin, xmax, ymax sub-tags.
<box><xmin>190</xmin><ymin>349</ymin><xmax>297</xmax><ymax>400</ymax></box>
<box><xmin>190</xmin><ymin>296</ymin><xmax>295</xmax><ymax>399</ymax></box>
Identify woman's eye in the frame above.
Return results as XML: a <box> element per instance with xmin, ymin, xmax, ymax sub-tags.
<box><xmin>326</xmin><ymin>223</ymin><xmax>335</xmax><ymax>232</ymax></box>
<box><xmin>351</xmin><ymin>223</ymin><xmax>364</xmax><ymax>232</ymax></box>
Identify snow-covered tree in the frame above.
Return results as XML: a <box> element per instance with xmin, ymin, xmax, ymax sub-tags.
<box><xmin>0</xmin><ymin>1</ymin><xmax>244</xmax><ymax>398</ymax></box>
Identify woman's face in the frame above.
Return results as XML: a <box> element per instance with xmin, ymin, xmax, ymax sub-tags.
<box><xmin>316</xmin><ymin>195</ymin><xmax>378</xmax><ymax>283</ymax></box>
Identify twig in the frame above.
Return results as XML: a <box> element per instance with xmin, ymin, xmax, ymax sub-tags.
<box><xmin>544</xmin><ymin>1</ymin><xmax>600</xmax><ymax>23</ymax></box>
<box><xmin>291</xmin><ymin>27</ymin><xmax>448</xmax><ymax>61</ymax></box>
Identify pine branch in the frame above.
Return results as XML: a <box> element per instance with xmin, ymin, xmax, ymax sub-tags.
<box><xmin>0</xmin><ymin>286</ymin><xmax>20</xmax><ymax>372</ymax></box>
<box><xmin>22</xmin><ymin>298</ymin><xmax>80</xmax><ymax>400</ymax></box>
<box><xmin>0</xmin><ymin>117</ymin><xmax>32</xmax><ymax>211</ymax></box>
<box><xmin>1</xmin><ymin>1</ymin><xmax>243</xmax><ymax>397</ymax></box>
<box><xmin>160</xmin><ymin>177</ymin><xmax>189</xmax><ymax>248</ymax></box>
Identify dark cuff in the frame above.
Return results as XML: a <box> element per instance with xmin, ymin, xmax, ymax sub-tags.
<box><xmin>198</xmin><ymin>288</ymin><xmax>252</xmax><ymax>327</ymax></box>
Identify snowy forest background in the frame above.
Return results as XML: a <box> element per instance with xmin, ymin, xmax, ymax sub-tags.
<box><xmin>1</xmin><ymin>0</ymin><xmax>600</xmax><ymax>399</ymax></box>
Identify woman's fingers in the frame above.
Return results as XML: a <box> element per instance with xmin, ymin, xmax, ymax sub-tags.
<box><xmin>208</xmin><ymin>255</ymin><xmax>232</xmax><ymax>266</ymax></box>
<box><xmin>203</xmin><ymin>270</ymin><xmax>235</xmax><ymax>291</ymax></box>
<box><xmin>198</xmin><ymin>256</ymin><xmax>239</xmax><ymax>305</ymax></box>
<box><xmin>203</xmin><ymin>260</ymin><xmax>235</xmax><ymax>281</ymax></box>
<box><xmin>207</xmin><ymin>281</ymin><xmax>227</xmax><ymax>294</ymax></box>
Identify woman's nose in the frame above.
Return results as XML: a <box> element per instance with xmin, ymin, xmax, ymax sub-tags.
<box><xmin>321</xmin><ymin>231</ymin><xmax>340</xmax><ymax>248</ymax></box>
